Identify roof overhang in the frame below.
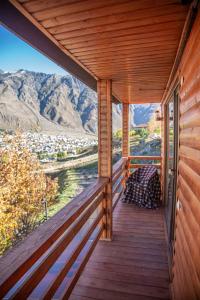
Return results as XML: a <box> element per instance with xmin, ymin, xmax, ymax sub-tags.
<box><xmin>0</xmin><ymin>0</ymin><xmax>192</xmax><ymax>103</ymax></box>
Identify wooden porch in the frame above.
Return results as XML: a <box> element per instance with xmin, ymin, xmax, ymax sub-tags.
<box><xmin>70</xmin><ymin>201</ymin><xmax>170</xmax><ymax>300</ymax></box>
<box><xmin>0</xmin><ymin>158</ymin><xmax>169</xmax><ymax>300</ymax></box>
<box><xmin>0</xmin><ymin>0</ymin><xmax>200</xmax><ymax>299</ymax></box>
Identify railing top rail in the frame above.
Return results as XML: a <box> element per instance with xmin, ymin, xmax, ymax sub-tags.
<box><xmin>129</xmin><ymin>163</ymin><xmax>161</xmax><ymax>169</ymax></box>
<box><xmin>0</xmin><ymin>177</ymin><xmax>108</xmax><ymax>296</ymax></box>
<box><xmin>128</xmin><ymin>156</ymin><xmax>161</xmax><ymax>160</ymax></box>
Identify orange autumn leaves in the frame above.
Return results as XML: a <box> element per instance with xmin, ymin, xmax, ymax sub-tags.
<box><xmin>0</xmin><ymin>133</ymin><xmax>58</xmax><ymax>255</ymax></box>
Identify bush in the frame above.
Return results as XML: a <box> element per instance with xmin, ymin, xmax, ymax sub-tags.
<box><xmin>137</xmin><ymin>128</ymin><xmax>149</xmax><ymax>139</ymax></box>
<box><xmin>113</xmin><ymin>129</ymin><xmax>122</xmax><ymax>140</ymax></box>
<box><xmin>57</xmin><ymin>151</ymin><xmax>67</xmax><ymax>160</ymax></box>
<box><xmin>129</xmin><ymin>130</ymin><xmax>136</xmax><ymax>137</ymax></box>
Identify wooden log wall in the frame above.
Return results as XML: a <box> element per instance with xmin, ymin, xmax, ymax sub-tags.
<box><xmin>98</xmin><ymin>79</ymin><xmax>113</xmax><ymax>240</ymax></box>
<box><xmin>171</xmin><ymin>9</ymin><xmax>200</xmax><ymax>300</ymax></box>
<box><xmin>122</xmin><ymin>103</ymin><xmax>129</xmax><ymax>157</ymax></box>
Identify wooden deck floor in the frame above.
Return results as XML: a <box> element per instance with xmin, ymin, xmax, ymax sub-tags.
<box><xmin>69</xmin><ymin>201</ymin><xmax>170</xmax><ymax>300</ymax></box>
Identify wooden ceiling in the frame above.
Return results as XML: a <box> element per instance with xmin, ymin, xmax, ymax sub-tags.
<box><xmin>11</xmin><ymin>0</ymin><xmax>189</xmax><ymax>103</ymax></box>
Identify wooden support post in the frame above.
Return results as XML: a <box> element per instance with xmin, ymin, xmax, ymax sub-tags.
<box><xmin>122</xmin><ymin>103</ymin><xmax>130</xmax><ymax>179</ymax></box>
<box><xmin>98</xmin><ymin>79</ymin><xmax>112</xmax><ymax>241</ymax></box>
<box><xmin>122</xmin><ymin>103</ymin><xmax>129</xmax><ymax>158</ymax></box>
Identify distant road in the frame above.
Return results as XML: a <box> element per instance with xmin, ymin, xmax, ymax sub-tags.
<box><xmin>43</xmin><ymin>153</ymin><xmax>98</xmax><ymax>174</ymax></box>
<box><xmin>42</xmin><ymin>148</ymin><xmax>121</xmax><ymax>174</ymax></box>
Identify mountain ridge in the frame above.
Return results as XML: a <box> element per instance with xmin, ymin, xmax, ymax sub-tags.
<box><xmin>0</xmin><ymin>69</ymin><xmax>158</xmax><ymax>135</ymax></box>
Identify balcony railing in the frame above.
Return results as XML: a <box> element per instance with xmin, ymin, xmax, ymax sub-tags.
<box><xmin>0</xmin><ymin>177</ymin><xmax>109</xmax><ymax>298</ymax></box>
<box><xmin>0</xmin><ymin>158</ymin><xmax>128</xmax><ymax>299</ymax></box>
<box><xmin>0</xmin><ymin>156</ymin><xmax>162</xmax><ymax>298</ymax></box>
<box><xmin>112</xmin><ymin>157</ymin><xmax>128</xmax><ymax>210</ymax></box>
<box><xmin>128</xmin><ymin>156</ymin><xmax>161</xmax><ymax>171</ymax></box>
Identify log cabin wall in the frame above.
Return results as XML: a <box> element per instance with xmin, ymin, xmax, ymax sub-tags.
<box><xmin>171</xmin><ymin>8</ymin><xmax>200</xmax><ymax>300</ymax></box>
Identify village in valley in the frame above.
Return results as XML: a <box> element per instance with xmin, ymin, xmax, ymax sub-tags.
<box><xmin>0</xmin><ymin>131</ymin><xmax>98</xmax><ymax>161</ymax></box>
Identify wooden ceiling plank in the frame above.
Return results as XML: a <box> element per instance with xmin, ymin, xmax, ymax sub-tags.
<box><xmin>116</xmin><ymin>77</ymin><xmax>169</xmax><ymax>81</ymax></box>
<box><xmin>71</xmin><ymin>47</ymin><xmax>177</xmax><ymax>61</ymax></box>
<box><xmin>75</xmin><ymin>44</ymin><xmax>177</xmax><ymax>60</ymax></box>
<box><xmin>98</xmin><ymin>71</ymin><xmax>171</xmax><ymax>77</ymax></box>
<box><xmin>90</xmin><ymin>62</ymin><xmax>174</xmax><ymax>71</ymax></box>
<box><xmin>69</xmin><ymin>35</ymin><xmax>180</xmax><ymax>55</ymax></box>
<box><xmin>79</xmin><ymin>49</ymin><xmax>176</xmax><ymax>65</ymax></box>
<box><xmin>57</xmin><ymin>20</ymin><xmax>184</xmax><ymax>44</ymax></box>
<box><xmin>91</xmin><ymin>68</ymin><xmax>173</xmax><ymax>75</ymax></box>
<box><xmin>41</xmin><ymin>1</ymin><xmax>185</xmax><ymax>29</ymax></box>
<box><xmin>22</xmin><ymin>0</ymin><xmax>80</xmax><ymax>14</ymax></box>
<box><xmin>91</xmin><ymin>69</ymin><xmax>171</xmax><ymax>77</ymax></box>
<box><xmin>84</xmin><ymin>59</ymin><xmax>175</xmax><ymax>68</ymax></box>
<box><xmin>114</xmin><ymin>81</ymin><xmax>167</xmax><ymax>86</ymax></box>
<box><xmin>60</xmin><ymin>26</ymin><xmax>183</xmax><ymax>49</ymax></box>
<box><xmin>52</xmin><ymin>13</ymin><xmax>186</xmax><ymax>41</ymax></box>
<box><xmin>83</xmin><ymin>52</ymin><xmax>177</xmax><ymax>66</ymax></box>
<box><xmin>91</xmin><ymin>63</ymin><xmax>173</xmax><ymax>70</ymax></box>
<box><xmin>18</xmin><ymin>0</ymin><xmax>30</xmax><ymax>3</ymax></box>
<box><xmin>84</xmin><ymin>61</ymin><xmax>174</xmax><ymax>71</ymax></box>
<box><xmin>69</xmin><ymin>38</ymin><xmax>179</xmax><ymax>56</ymax></box>
<box><xmin>34</xmin><ymin>0</ymin><xmax>129</xmax><ymax>21</ymax></box>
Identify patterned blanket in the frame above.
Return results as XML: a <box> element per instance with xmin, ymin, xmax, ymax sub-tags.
<box><xmin>122</xmin><ymin>166</ymin><xmax>161</xmax><ymax>208</ymax></box>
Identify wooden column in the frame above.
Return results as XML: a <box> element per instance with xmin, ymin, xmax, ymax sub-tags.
<box><xmin>122</xmin><ymin>103</ymin><xmax>130</xmax><ymax>157</ymax></box>
<box><xmin>98</xmin><ymin>79</ymin><xmax>112</xmax><ymax>241</ymax></box>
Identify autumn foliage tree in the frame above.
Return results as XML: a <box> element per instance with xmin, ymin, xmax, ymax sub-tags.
<box><xmin>0</xmin><ymin>133</ymin><xmax>58</xmax><ymax>255</ymax></box>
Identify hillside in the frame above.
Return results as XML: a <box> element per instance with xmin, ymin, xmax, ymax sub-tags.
<box><xmin>0</xmin><ymin>70</ymin><xmax>158</xmax><ymax>135</ymax></box>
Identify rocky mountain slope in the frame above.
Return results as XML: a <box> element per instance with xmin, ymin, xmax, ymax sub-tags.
<box><xmin>0</xmin><ymin>70</ymin><xmax>158</xmax><ymax>135</ymax></box>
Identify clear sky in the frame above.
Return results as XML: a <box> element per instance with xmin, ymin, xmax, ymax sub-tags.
<box><xmin>0</xmin><ymin>25</ymin><xmax>67</xmax><ymax>75</ymax></box>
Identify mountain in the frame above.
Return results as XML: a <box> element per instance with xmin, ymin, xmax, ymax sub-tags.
<box><xmin>131</xmin><ymin>103</ymin><xmax>159</xmax><ymax>126</ymax></box>
<box><xmin>0</xmin><ymin>70</ymin><xmax>158</xmax><ymax>135</ymax></box>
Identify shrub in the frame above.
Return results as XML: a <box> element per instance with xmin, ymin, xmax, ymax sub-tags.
<box><xmin>137</xmin><ymin>128</ymin><xmax>149</xmax><ymax>139</ymax></box>
<box><xmin>113</xmin><ymin>129</ymin><xmax>122</xmax><ymax>140</ymax></box>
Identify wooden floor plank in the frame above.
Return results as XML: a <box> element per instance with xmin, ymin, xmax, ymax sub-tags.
<box><xmin>69</xmin><ymin>201</ymin><xmax>170</xmax><ymax>300</ymax></box>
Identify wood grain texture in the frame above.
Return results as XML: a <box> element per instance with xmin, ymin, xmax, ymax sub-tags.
<box><xmin>170</xmin><ymin>9</ymin><xmax>200</xmax><ymax>300</ymax></box>
<box><xmin>98</xmin><ymin>80</ymin><xmax>113</xmax><ymax>240</ymax></box>
<box><xmin>70</xmin><ymin>200</ymin><xmax>170</xmax><ymax>300</ymax></box>
<box><xmin>122</xmin><ymin>103</ymin><xmax>129</xmax><ymax>157</ymax></box>
<box><xmin>14</xmin><ymin>0</ymin><xmax>189</xmax><ymax>103</ymax></box>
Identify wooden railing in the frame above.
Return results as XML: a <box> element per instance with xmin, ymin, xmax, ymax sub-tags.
<box><xmin>0</xmin><ymin>159</ymin><xmax>129</xmax><ymax>299</ymax></box>
<box><xmin>128</xmin><ymin>156</ymin><xmax>161</xmax><ymax>171</ymax></box>
<box><xmin>0</xmin><ymin>156</ymin><xmax>162</xmax><ymax>299</ymax></box>
<box><xmin>0</xmin><ymin>177</ymin><xmax>108</xmax><ymax>299</ymax></box>
<box><xmin>112</xmin><ymin>157</ymin><xmax>128</xmax><ymax>210</ymax></box>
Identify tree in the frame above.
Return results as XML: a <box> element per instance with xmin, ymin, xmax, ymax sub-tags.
<box><xmin>113</xmin><ymin>129</ymin><xmax>122</xmax><ymax>140</ymax></box>
<box><xmin>129</xmin><ymin>130</ymin><xmax>136</xmax><ymax>137</ymax></box>
<box><xmin>0</xmin><ymin>133</ymin><xmax>58</xmax><ymax>255</ymax></box>
<box><xmin>137</xmin><ymin>128</ymin><xmax>149</xmax><ymax>139</ymax></box>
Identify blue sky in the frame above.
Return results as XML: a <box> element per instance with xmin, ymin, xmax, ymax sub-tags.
<box><xmin>0</xmin><ymin>25</ymin><xmax>67</xmax><ymax>75</ymax></box>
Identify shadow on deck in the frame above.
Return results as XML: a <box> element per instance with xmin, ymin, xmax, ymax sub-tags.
<box><xmin>70</xmin><ymin>201</ymin><xmax>170</xmax><ymax>300</ymax></box>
